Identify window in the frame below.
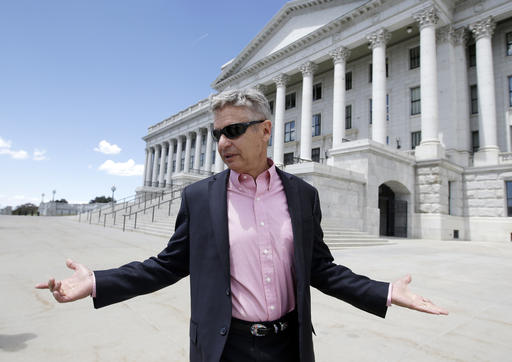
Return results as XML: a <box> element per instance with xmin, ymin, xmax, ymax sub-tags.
<box><xmin>212</xmin><ymin>150</ymin><xmax>216</xmax><ymax>164</ymax></box>
<box><xmin>285</xmin><ymin>93</ymin><xmax>296</xmax><ymax>110</ymax></box>
<box><xmin>448</xmin><ymin>181</ymin><xmax>454</xmax><ymax>216</ymax></box>
<box><xmin>470</xmin><ymin>85</ymin><xmax>478</xmax><ymax>114</ymax></box>
<box><xmin>506</xmin><ymin>181</ymin><xmax>512</xmax><ymax>216</ymax></box>
<box><xmin>284</xmin><ymin>152</ymin><xmax>294</xmax><ymax>165</ymax></box>
<box><xmin>468</xmin><ymin>43</ymin><xmax>476</xmax><ymax>67</ymax></box>
<box><xmin>173</xmin><ymin>143</ymin><xmax>177</xmax><ymax>153</ymax></box>
<box><xmin>312</xmin><ymin>148</ymin><xmax>320</xmax><ymax>162</ymax></box>
<box><xmin>268</xmin><ymin>100</ymin><xmax>274</xmax><ymax>115</ymax></box>
<box><xmin>472</xmin><ymin>131</ymin><xmax>479</xmax><ymax>153</ymax></box>
<box><xmin>409</xmin><ymin>46</ymin><xmax>420</xmax><ymax>69</ymax></box>
<box><xmin>201</xmin><ymin>135</ymin><xmax>206</xmax><ymax>146</ymax></box>
<box><xmin>180</xmin><ymin>157</ymin><xmax>185</xmax><ymax>170</ymax></box>
<box><xmin>386</xmin><ymin>94</ymin><xmax>390</xmax><ymax>121</ymax></box>
<box><xmin>369</xmin><ymin>98</ymin><xmax>373</xmax><ymax>124</ymax></box>
<box><xmin>313</xmin><ymin>83</ymin><xmax>322</xmax><ymax>101</ymax></box>
<box><xmin>312</xmin><ymin>114</ymin><xmax>321</xmax><ymax>137</ymax></box>
<box><xmin>345</xmin><ymin>105</ymin><xmax>352</xmax><ymax>129</ymax></box>
<box><xmin>345</xmin><ymin>71</ymin><xmax>352</xmax><ymax>90</ymax></box>
<box><xmin>507</xmin><ymin>32</ymin><xmax>512</xmax><ymax>56</ymax></box>
<box><xmin>284</xmin><ymin>121</ymin><xmax>296</xmax><ymax>142</ymax></box>
<box><xmin>200</xmin><ymin>152</ymin><xmax>205</xmax><ymax>167</ymax></box>
<box><xmin>172</xmin><ymin>160</ymin><xmax>176</xmax><ymax>172</ymax></box>
<box><xmin>189</xmin><ymin>155</ymin><xmax>194</xmax><ymax>169</ymax></box>
<box><xmin>411</xmin><ymin>131</ymin><xmax>421</xmax><ymax>149</ymax></box>
<box><xmin>410</xmin><ymin>87</ymin><xmax>421</xmax><ymax>115</ymax></box>
<box><xmin>509</xmin><ymin>76</ymin><xmax>512</xmax><ymax>107</ymax></box>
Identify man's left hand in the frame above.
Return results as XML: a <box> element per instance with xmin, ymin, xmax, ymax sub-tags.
<box><xmin>391</xmin><ymin>275</ymin><xmax>449</xmax><ymax>315</ymax></box>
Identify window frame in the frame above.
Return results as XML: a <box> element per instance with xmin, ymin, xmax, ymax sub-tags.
<box><xmin>345</xmin><ymin>104</ymin><xmax>352</xmax><ymax>130</ymax></box>
<box><xmin>410</xmin><ymin>86</ymin><xmax>421</xmax><ymax>115</ymax></box>
<box><xmin>284</xmin><ymin>120</ymin><xmax>296</xmax><ymax>143</ymax></box>
<box><xmin>506</xmin><ymin>32</ymin><xmax>512</xmax><ymax>56</ymax></box>
<box><xmin>470</xmin><ymin>84</ymin><xmax>478</xmax><ymax>114</ymax></box>
<box><xmin>411</xmin><ymin>131</ymin><xmax>421</xmax><ymax>150</ymax></box>
<box><xmin>311</xmin><ymin>147</ymin><xmax>321</xmax><ymax>163</ymax></box>
<box><xmin>345</xmin><ymin>71</ymin><xmax>352</xmax><ymax>90</ymax></box>
<box><xmin>285</xmin><ymin>92</ymin><xmax>296</xmax><ymax>110</ymax></box>
<box><xmin>312</xmin><ymin>113</ymin><xmax>321</xmax><ymax>137</ymax></box>
<box><xmin>409</xmin><ymin>46</ymin><xmax>420</xmax><ymax>69</ymax></box>
<box><xmin>312</xmin><ymin>83</ymin><xmax>322</xmax><ymax>101</ymax></box>
<box><xmin>506</xmin><ymin>181</ymin><xmax>512</xmax><ymax>216</ymax></box>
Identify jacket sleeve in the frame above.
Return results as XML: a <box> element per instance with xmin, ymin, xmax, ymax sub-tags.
<box><xmin>309</xmin><ymin>189</ymin><xmax>389</xmax><ymax>318</ymax></box>
<box><xmin>93</xmin><ymin>190</ymin><xmax>191</xmax><ymax>309</ymax></box>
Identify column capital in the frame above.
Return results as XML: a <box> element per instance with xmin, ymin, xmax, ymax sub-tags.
<box><xmin>330</xmin><ymin>46</ymin><xmax>351</xmax><ymax>64</ymax></box>
<box><xmin>469</xmin><ymin>16</ymin><xmax>495</xmax><ymax>41</ymax></box>
<box><xmin>366</xmin><ymin>28</ymin><xmax>391</xmax><ymax>50</ymax></box>
<box><xmin>299</xmin><ymin>61</ymin><xmax>318</xmax><ymax>77</ymax></box>
<box><xmin>273</xmin><ymin>74</ymin><xmax>289</xmax><ymax>88</ymax></box>
<box><xmin>253</xmin><ymin>83</ymin><xmax>266</xmax><ymax>93</ymax></box>
<box><xmin>436</xmin><ymin>25</ymin><xmax>454</xmax><ymax>44</ymax></box>
<box><xmin>413</xmin><ymin>6</ymin><xmax>439</xmax><ymax>29</ymax></box>
<box><xmin>452</xmin><ymin>26</ymin><xmax>469</xmax><ymax>46</ymax></box>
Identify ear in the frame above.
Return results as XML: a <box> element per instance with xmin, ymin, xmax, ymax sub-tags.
<box><xmin>262</xmin><ymin>120</ymin><xmax>272</xmax><ymax>143</ymax></box>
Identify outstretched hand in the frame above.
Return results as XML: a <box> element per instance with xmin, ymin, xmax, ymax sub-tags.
<box><xmin>391</xmin><ymin>275</ymin><xmax>448</xmax><ymax>315</ymax></box>
<box><xmin>35</xmin><ymin>259</ymin><xmax>94</xmax><ymax>303</ymax></box>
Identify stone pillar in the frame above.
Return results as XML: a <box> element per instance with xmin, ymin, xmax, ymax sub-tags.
<box><xmin>143</xmin><ymin>148</ymin><xmax>150</xmax><ymax>186</ymax></box>
<box><xmin>184</xmin><ymin>132</ymin><xmax>192</xmax><ymax>173</ymax></box>
<box><xmin>205</xmin><ymin>124</ymin><xmax>213</xmax><ymax>172</ymax></box>
<box><xmin>299</xmin><ymin>61</ymin><xmax>317</xmax><ymax>160</ymax></box>
<box><xmin>158</xmin><ymin>143</ymin><xmax>168</xmax><ymax>187</ymax></box>
<box><xmin>414</xmin><ymin>6</ymin><xmax>444</xmax><ymax>160</ymax></box>
<box><xmin>452</xmin><ymin>27</ymin><xmax>472</xmax><ymax>160</ymax></box>
<box><xmin>166</xmin><ymin>139</ymin><xmax>176</xmax><ymax>186</ymax></box>
<box><xmin>367</xmin><ymin>29</ymin><xmax>390</xmax><ymax>145</ymax></box>
<box><xmin>193</xmin><ymin>129</ymin><xmax>203</xmax><ymax>170</ymax></box>
<box><xmin>272</xmin><ymin>74</ymin><xmax>288</xmax><ymax>166</ymax></box>
<box><xmin>330</xmin><ymin>47</ymin><xmax>351</xmax><ymax>148</ymax></box>
<box><xmin>151</xmin><ymin>144</ymin><xmax>160</xmax><ymax>187</ymax></box>
<box><xmin>470</xmin><ymin>16</ymin><xmax>499</xmax><ymax>166</ymax></box>
<box><xmin>175</xmin><ymin>136</ymin><xmax>183</xmax><ymax>173</ymax></box>
<box><xmin>214</xmin><ymin>142</ymin><xmax>224</xmax><ymax>173</ymax></box>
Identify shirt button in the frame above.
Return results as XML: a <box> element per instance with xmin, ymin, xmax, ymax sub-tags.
<box><xmin>256</xmin><ymin>197</ymin><xmax>260</xmax><ymax>201</ymax></box>
<box><xmin>270</xmin><ymin>305</ymin><xmax>275</xmax><ymax>310</ymax></box>
<box><xmin>265</xmin><ymin>277</ymin><xmax>271</xmax><ymax>283</ymax></box>
<box><xmin>243</xmin><ymin>175</ymin><xmax>247</xmax><ymax>179</ymax></box>
<box><xmin>220</xmin><ymin>327</ymin><xmax>227</xmax><ymax>336</ymax></box>
<box><xmin>260</xmin><ymin>221</ymin><xmax>265</xmax><ymax>226</ymax></box>
<box><xmin>263</xmin><ymin>249</ymin><xmax>269</xmax><ymax>255</ymax></box>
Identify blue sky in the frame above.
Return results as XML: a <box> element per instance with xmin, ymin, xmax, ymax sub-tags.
<box><xmin>0</xmin><ymin>0</ymin><xmax>286</xmax><ymax>208</ymax></box>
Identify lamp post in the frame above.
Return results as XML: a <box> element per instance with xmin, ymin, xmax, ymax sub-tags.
<box><xmin>41</xmin><ymin>193</ymin><xmax>45</xmax><ymax>203</ymax></box>
<box><xmin>111</xmin><ymin>185</ymin><xmax>116</xmax><ymax>209</ymax></box>
<box><xmin>52</xmin><ymin>190</ymin><xmax>56</xmax><ymax>202</ymax></box>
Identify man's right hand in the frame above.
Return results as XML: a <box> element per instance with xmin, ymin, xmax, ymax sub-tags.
<box><xmin>35</xmin><ymin>259</ymin><xmax>94</xmax><ymax>303</ymax></box>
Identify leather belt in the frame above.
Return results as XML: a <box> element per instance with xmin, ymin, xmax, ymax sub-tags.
<box><xmin>230</xmin><ymin>310</ymin><xmax>296</xmax><ymax>337</ymax></box>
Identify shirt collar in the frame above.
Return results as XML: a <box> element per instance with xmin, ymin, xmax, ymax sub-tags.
<box><xmin>229</xmin><ymin>158</ymin><xmax>277</xmax><ymax>192</ymax></box>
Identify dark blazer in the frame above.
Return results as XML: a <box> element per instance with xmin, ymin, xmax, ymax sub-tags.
<box><xmin>93</xmin><ymin>168</ymin><xmax>389</xmax><ymax>362</ymax></box>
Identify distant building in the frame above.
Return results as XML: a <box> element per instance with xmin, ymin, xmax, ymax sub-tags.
<box><xmin>138</xmin><ymin>0</ymin><xmax>512</xmax><ymax>242</ymax></box>
<box><xmin>38</xmin><ymin>202</ymin><xmax>106</xmax><ymax>216</ymax></box>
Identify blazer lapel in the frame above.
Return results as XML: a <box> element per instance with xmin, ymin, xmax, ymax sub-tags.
<box><xmin>276</xmin><ymin>168</ymin><xmax>305</xmax><ymax>295</ymax></box>
<box><xmin>208</xmin><ymin>169</ymin><xmax>231</xmax><ymax>280</ymax></box>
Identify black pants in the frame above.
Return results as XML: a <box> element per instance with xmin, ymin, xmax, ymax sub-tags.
<box><xmin>220</xmin><ymin>317</ymin><xmax>299</xmax><ymax>362</ymax></box>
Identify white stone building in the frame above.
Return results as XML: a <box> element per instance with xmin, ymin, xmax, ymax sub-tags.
<box><xmin>138</xmin><ymin>0</ymin><xmax>512</xmax><ymax>242</ymax></box>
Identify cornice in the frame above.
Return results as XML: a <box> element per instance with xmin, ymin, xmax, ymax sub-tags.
<box><xmin>212</xmin><ymin>0</ymin><xmax>385</xmax><ymax>91</ymax></box>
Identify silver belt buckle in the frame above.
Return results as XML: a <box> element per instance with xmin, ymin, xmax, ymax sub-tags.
<box><xmin>250</xmin><ymin>323</ymin><xmax>267</xmax><ymax>336</ymax></box>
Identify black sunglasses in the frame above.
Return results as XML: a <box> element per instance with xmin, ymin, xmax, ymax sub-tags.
<box><xmin>212</xmin><ymin>120</ymin><xmax>265</xmax><ymax>142</ymax></box>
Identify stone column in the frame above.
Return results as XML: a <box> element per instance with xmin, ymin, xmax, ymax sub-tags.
<box><xmin>272</xmin><ymin>74</ymin><xmax>288</xmax><ymax>166</ymax></box>
<box><xmin>151</xmin><ymin>145</ymin><xmax>160</xmax><ymax>187</ymax></box>
<box><xmin>452</xmin><ymin>27</ymin><xmax>472</xmax><ymax>160</ymax></box>
<box><xmin>193</xmin><ymin>129</ymin><xmax>203</xmax><ymax>170</ymax></box>
<box><xmin>330</xmin><ymin>47</ymin><xmax>351</xmax><ymax>148</ymax></box>
<box><xmin>367</xmin><ymin>29</ymin><xmax>390</xmax><ymax>145</ymax></box>
<box><xmin>299</xmin><ymin>62</ymin><xmax>317</xmax><ymax>160</ymax></box>
<box><xmin>158</xmin><ymin>143</ymin><xmax>168</xmax><ymax>187</ymax></box>
<box><xmin>204</xmin><ymin>124</ymin><xmax>213</xmax><ymax>172</ymax></box>
<box><xmin>184</xmin><ymin>132</ymin><xmax>192</xmax><ymax>173</ymax></box>
<box><xmin>214</xmin><ymin>142</ymin><xmax>224</xmax><ymax>173</ymax></box>
<box><xmin>414</xmin><ymin>6</ymin><xmax>444</xmax><ymax>160</ymax></box>
<box><xmin>175</xmin><ymin>136</ymin><xmax>183</xmax><ymax>173</ymax></box>
<box><xmin>470</xmin><ymin>16</ymin><xmax>499</xmax><ymax>166</ymax></box>
<box><xmin>143</xmin><ymin>148</ymin><xmax>150</xmax><ymax>186</ymax></box>
<box><xmin>166</xmin><ymin>139</ymin><xmax>176</xmax><ymax>186</ymax></box>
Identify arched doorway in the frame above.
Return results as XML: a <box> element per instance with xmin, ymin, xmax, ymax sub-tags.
<box><xmin>378</xmin><ymin>182</ymin><xmax>409</xmax><ymax>237</ymax></box>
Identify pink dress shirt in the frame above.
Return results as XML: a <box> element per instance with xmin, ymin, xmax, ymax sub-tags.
<box><xmin>227</xmin><ymin>162</ymin><xmax>296</xmax><ymax>322</ymax></box>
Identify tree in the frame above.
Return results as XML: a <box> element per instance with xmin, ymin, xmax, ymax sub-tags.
<box><xmin>89</xmin><ymin>196</ymin><xmax>113</xmax><ymax>204</ymax></box>
<box><xmin>55</xmin><ymin>199</ymin><xmax>68</xmax><ymax>204</ymax></box>
<box><xmin>13</xmin><ymin>203</ymin><xmax>39</xmax><ymax>216</ymax></box>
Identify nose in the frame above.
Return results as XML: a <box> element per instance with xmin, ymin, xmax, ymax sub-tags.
<box><xmin>218</xmin><ymin>134</ymin><xmax>232</xmax><ymax>149</ymax></box>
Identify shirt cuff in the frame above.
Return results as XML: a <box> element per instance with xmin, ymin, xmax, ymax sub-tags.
<box><xmin>90</xmin><ymin>271</ymin><xmax>97</xmax><ymax>298</ymax></box>
<box><xmin>386</xmin><ymin>283</ymin><xmax>393</xmax><ymax>307</ymax></box>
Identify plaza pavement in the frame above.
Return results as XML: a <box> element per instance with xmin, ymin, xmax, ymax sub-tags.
<box><xmin>1</xmin><ymin>214</ymin><xmax>511</xmax><ymax>362</ymax></box>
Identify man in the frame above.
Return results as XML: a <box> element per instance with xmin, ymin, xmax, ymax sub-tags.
<box><xmin>37</xmin><ymin>88</ymin><xmax>447</xmax><ymax>362</ymax></box>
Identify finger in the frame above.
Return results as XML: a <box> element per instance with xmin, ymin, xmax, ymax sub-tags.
<box><xmin>48</xmin><ymin>278</ymin><xmax>55</xmax><ymax>292</ymax></box>
<box><xmin>403</xmin><ymin>274</ymin><xmax>412</xmax><ymax>285</ymax></box>
<box><xmin>66</xmin><ymin>259</ymin><xmax>77</xmax><ymax>271</ymax></box>
<box><xmin>35</xmin><ymin>282</ymin><xmax>49</xmax><ymax>289</ymax></box>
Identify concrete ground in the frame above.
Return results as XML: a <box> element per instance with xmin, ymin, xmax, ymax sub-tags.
<box><xmin>1</xmin><ymin>215</ymin><xmax>511</xmax><ymax>362</ymax></box>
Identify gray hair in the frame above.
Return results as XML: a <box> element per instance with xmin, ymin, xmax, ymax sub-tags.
<box><xmin>210</xmin><ymin>88</ymin><xmax>272</xmax><ymax>121</ymax></box>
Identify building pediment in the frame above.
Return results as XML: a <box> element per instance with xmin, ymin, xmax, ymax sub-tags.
<box><xmin>212</xmin><ymin>0</ymin><xmax>375</xmax><ymax>89</ymax></box>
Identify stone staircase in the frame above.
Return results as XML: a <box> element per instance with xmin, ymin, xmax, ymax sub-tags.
<box><xmin>321</xmin><ymin>221</ymin><xmax>392</xmax><ymax>249</ymax></box>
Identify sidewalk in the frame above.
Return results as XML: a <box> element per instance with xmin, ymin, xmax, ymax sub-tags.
<box><xmin>1</xmin><ymin>215</ymin><xmax>511</xmax><ymax>361</ymax></box>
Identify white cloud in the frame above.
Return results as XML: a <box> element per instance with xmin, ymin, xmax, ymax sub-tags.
<box><xmin>0</xmin><ymin>136</ymin><xmax>29</xmax><ymax>159</ymax></box>
<box><xmin>94</xmin><ymin>140</ymin><xmax>122</xmax><ymax>155</ymax></box>
<box><xmin>98</xmin><ymin>159</ymin><xmax>143</xmax><ymax>176</ymax></box>
<box><xmin>33</xmin><ymin>149</ymin><xmax>47</xmax><ymax>161</ymax></box>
